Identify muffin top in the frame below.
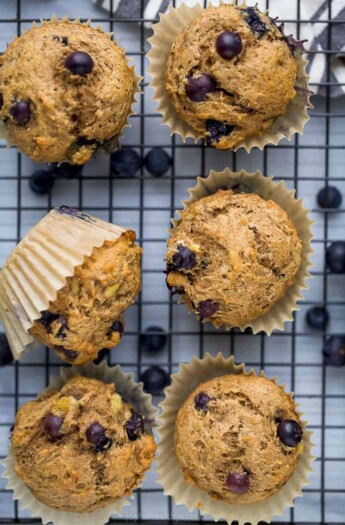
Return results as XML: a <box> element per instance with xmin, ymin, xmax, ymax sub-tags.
<box><xmin>11</xmin><ymin>376</ymin><xmax>156</xmax><ymax>513</ymax></box>
<box><xmin>165</xmin><ymin>3</ymin><xmax>298</xmax><ymax>149</ymax></box>
<box><xmin>0</xmin><ymin>20</ymin><xmax>134</xmax><ymax>164</ymax></box>
<box><xmin>166</xmin><ymin>189</ymin><xmax>302</xmax><ymax>328</ymax></box>
<box><xmin>30</xmin><ymin>231</ymin><xmax>141</xmax><ymax>365</ymax></box>
<box><xmin>174</xmin><ymin>374</ymin><xmax>304</xmax><ymax>504</ymax></box>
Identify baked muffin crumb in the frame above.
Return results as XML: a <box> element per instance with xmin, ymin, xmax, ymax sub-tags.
<box><xmin>175</xmin><ymin>374</ymin><xmax>303</xmax><ymax>504</ymax></box>
<box><xmin>166</xmin><ymin>189</ymin><xmax>302</xmax><ymax>327</ymax></box>
<box><xmin>30</xmin><ymin>231</ymin><xmax>141</xmax><ymax>364</ymax></box>
<box><xmin>12</xmin><ymin>376</ymin><xmax>156</xmax><ymax>512</ymax></box>
<box><xmin>165</xmin><ymin>3</ymin><xmax>298</xmax><ymax>149</ymax></box>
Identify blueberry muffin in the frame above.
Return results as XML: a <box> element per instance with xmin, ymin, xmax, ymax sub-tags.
<box><xmin>11</xmin><ymin>376</ymin><xmax>156</xmax><ymax>513</ymax></box>
<box><xmin>165</xmin><ymin>3</ymin><xmax>299</xmax><ymax>149</ymax></box>
<box><xmin>29</xmin><ymin>231</ymin><xmax>141</xmax><ymax>365</ymax></box>
<box><xmin>0</xmin><ymin>20</ymin><xmax>136</xmax><ymax>164</ymax></box>
<box><xmin>175</xmin><ymin>373</ymin><xmax>304</xmax><ymax>504</ymax></box>
<box><xmin>166</xmin><ymin>189</ymin><xmax>302</xmax><ymax>328</ymax></box>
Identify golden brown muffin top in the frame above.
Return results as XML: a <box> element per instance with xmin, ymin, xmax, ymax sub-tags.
<box><xmin>166</xmin><ymin>3</ymin><xmax>298</xmax><ymax>149</ymax></box>
<box><xmin>0</xmin><ymin>21</ymin><xmax>134</xmax><ymax>164</ymax></box>
<box><xmin>175</xmin><ymin>374</ymin><xmax>303</xmax><ymax>504</ymax></box>
<box><xmin>12</xmin><ymin>376</ymin><xmax>156</xmax><ymax>513</ymax></box>
<box><xmin>166</xmin><ymin>190</ymin><xmax>302</xmax><ymax>327</ymax></box>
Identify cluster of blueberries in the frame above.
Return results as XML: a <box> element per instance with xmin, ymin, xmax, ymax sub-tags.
<box><xmin>29</xmin><ymin>147</ymin><xmax>172</xmax><ymax>194</ymax></box>
<box><xmin>43</xmin><ymin>404</ymin><xmax>144</xmax><ymax>451</ymax></box>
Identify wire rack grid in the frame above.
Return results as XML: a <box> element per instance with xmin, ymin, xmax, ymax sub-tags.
<box><xmin>0</xmin><ymin>0</ymin><xmax>344</xmax><ymax>523</ymax></box>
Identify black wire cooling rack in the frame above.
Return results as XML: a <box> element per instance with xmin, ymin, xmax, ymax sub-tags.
<box><xmin>0</xmin><ymin>0</ymin><xmax>345</xmax><ymax>523</ymax></box>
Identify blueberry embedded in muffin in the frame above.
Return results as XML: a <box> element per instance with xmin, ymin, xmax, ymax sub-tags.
<box><xmin>11</xmin><ymin>376</ymin><xmax>156</xmax><ymax>512</ymax></box>
<box><xmin>165</xmin><ymin>3</ymin><xmax>301</xmax><ymax>149</ymax></box>
<box><xmin>29</xmin><ymin>231</ymin><xmax>141</xmax><ymax>365</ymax></box>
<box><xmin>174</xmin><ymin>374</ymin><xmax>304</xmax><ymax>503</ymax></box>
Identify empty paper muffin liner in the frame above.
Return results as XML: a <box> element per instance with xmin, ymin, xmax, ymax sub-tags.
<box><xmin>147</xmin><ymin>2</ymin><xmax>313</xmax><ymax>151</ymax></box>
<box><xmin>157</xmin><ymin>353</ymin><xmax>315</xmax><ymax>524</ymax></box>
<box><xmin>0</xmin><ymin>16</ymin><xmax>141</xmax><ymax>160</ymax></box>
<box><xmin>0</xmin><ymin>206</ymin><xmax>131</xmax><ymax>360</ymax></box>
<box><xmin>2</xmin><ymin>361</ymin><xmax>157</xmax><ymax>525</ymax></box>
<box><xmin>169</xmin><ymin>168</ymin><xmax>313</xmax><ymax>334</ymax></box>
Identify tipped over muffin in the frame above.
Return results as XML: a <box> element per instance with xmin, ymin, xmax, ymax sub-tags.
<box><xmin>30</xmin><ymin>230</ymin><xmax>141</xmax><ymax>365</ymax></box>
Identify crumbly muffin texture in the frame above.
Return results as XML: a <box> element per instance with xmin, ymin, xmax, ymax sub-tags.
<box><xmin>0</xmin><ymin>21</ymin><xmax>134</xmax><ymax>164</ymax></box>
<box><xmin>166</xmin><ymin>190</ymin><xmax>302</xmax><ymax>328</ymax></box>
<box><xmin>175</xmin><ymin>374</ymin><xmax>303</xmax><ymax>504</ymax></box>
<box><xmin>166</xmin><ymin>4</ymin><xmax>298</xmax><ymax>149</ymax></box>
<box><xmin>11</xmin><ymin>376</ymin><xmax>156</xmax><ymax>513</ymax></box>
<box><xmin>30</xmin><ymin>232</ymin><xmax>141</xmax><ymax>365</ymax></box>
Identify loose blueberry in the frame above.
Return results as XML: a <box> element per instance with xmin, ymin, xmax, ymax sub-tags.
<box><xmin>111</xmin><ymin>149</ymin><xmax>142</xmax><ymax>178</ymax></box>
<box><xmin>185</xmin><ymin>74</ymin><xmax>217</xmax><ymax>102</ymax></box>
<box><xmin>226</xmin><ymin>472</ymin><xmax>250</xmax><ymax>494</ymax></box>
<box><xmin>38</xmin><ymin>310</ymin><xmax>60</xmax><ymax>330</ymax></box>
<box><xmin>197</xmin><ymin>300</ymin><xmax>219</xmax><ymax>319</ymax></box>
<box><xmin>306</xmin><ymin>306</ymin><xmax>329</xmax><ymax>330</ymax></box>
<box><xmin>216</xmin><ymin>32</ymin><xmax>243</xmax><ymax>59</ymax></box>
<box><xmin>140</xmin><ymin>366</ymin><xmax>171</xmax><ymax>394</ymax></box>
<box><xmin>194</xmin><ymin>392</ymin><xmax>214</xmax><ymax>411</ymax></box>
<box><xmin>109</xmin><ymin>320</ymin><xmax>124</xmax><ymax>336</ymax></box>
<box><xmin>0</xmin><ymin>333</ymin><xmax>13</xmax><ymax>367</ymax></box>
<box><xmin>93</xmin><ymin>348</ymin><xmax>109</xmax><ymax>365</ymax></box>
<box><xmin>326</xmin><ymin>242</ymin><xmax>345</xmax><ymax>273</ymax></box>
<box><xmin>323</xmin><ymin>336</ymin><xmax>345</xmax><ymax>367</ymax></box>
<box><xmin>51</xmin><ymin>162</ymin><xmax>83</xmax><ymax>179</ymax></box>
<box><xmin>206</xmin><ymin>119</ymin><xmax>234</xmax><ymax>145</ymax></box>
<box><xmin>317</xmin><ymin>186</ymin><xmax>342</xmax><ymax>209</ymax></box>
<box><xmin>277</xmin><ymin>419</ymin><xmax>303</xmax><ymax>447</ymax></box>
<box><xmin>171</xmin><ymin>245</ymin><xmax>196</xmax><ymax>270</ymax></box>
<box><xmin>55</xmin><ymin>346</ymin><xmax>78</xmax><ymax>362</ymax></box>
<box><xmin>140</xmin><ymin>326</ymin><xmax>167</xmax><ymax>353</ymax></box>
<box><xmin>125</xmin><ymin>412</ymin><xmax>144</xmax><ymax>441</ymax></box>
<box><xmin>43</xmin><ymin>413</ymin><xmax>64</xmax><ymax>439</ymax></box>
<box><xmin>241</xmin><ymin>6</ymin><xmax>266</xmax><ymax>35</ymax></box>
<box><xmin>29</xmin><ymin>170</ymin><xmax>54</xmax><ymax>195</ymax></box>
<box><xmin>10</xmin><ymin>101</ymin><xmax>31</xmax><ymax>125</ymax></box>
<box><xmin>0</xmin><ymin>93</ymin><xmax>3</xmax><ymax>110</ymax></box>
<box><xmin>65</xmin><ymin>52</ymin><xmax>94</xmax><ymax>75</ymax></box>
<box><xmin>86</xmin><ymin>422</ymin><xmax>106</xmax><ymax>445</ymax></box>
<box><xmin>144</xmin><ymin>148</ymin><xmax>171</xmax><ymax>177</ymax></box>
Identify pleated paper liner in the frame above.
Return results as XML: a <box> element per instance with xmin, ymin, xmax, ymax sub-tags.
<box><xmin>147</xmin><ymin>2</ymin><xmax>313</xmax><ymax>151</ymax></box>
<box><xmin>157</xmin><ymin>353</ymin><xmax>315</xmax><ymax>525</ymax></box>
<box><xmin>0</xmin><ymin>206</ymin><xmax>131</xmax><ymax>361</ymax></box>
<box><xmin>0</xmin><ymin>16</ymin><xmax>142</xmax><ymax>162</ymax></box>
<box><xmin>2</xmin><ymin>361</ymin><xmax>157</xmax><ymax>525</ymax></box>
<box><xmin>169</xmin><ymin>168</ymin><xmax>314</xmax><ymax>334</ymax></box>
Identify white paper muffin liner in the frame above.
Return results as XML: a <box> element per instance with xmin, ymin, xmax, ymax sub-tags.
<box><xmin>157</xmin><ymin>353</ymin><xmax>315</xmax><ymax>524</ymax></box>
<box><xmin>2</xmin><ymin>361</ymin><xmax>157</xmax><ymax>525</ymax></box>
<box><xmin>147</xmin><ymin>1</ymin><xmax>313</xmax><ymax>151</ymax></box>
<box><xmin>0</xmin><ymin>16</ymin><xmax>142</xmax><ymax>161</ymax></box>
<box><xmin>0</xmin><ymin>207</ymin><xmax>134</xmax><ymax>360</ymax></box>
<box><xmin>169</xmin><ymin>168</ymin><xmax>314</xmax><ymax>334</ymax></box>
